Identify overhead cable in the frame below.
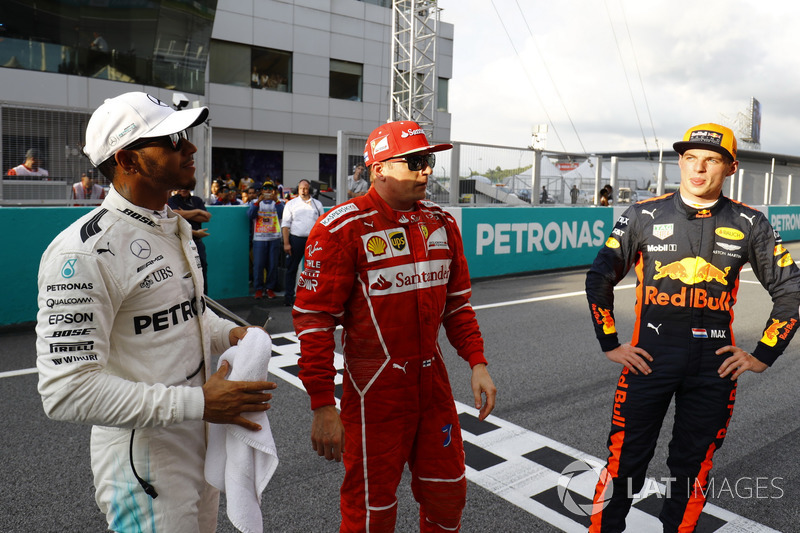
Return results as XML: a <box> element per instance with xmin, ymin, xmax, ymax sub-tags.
<box><xmin>514</xmin><ymin>0</ymin><xmax>587</xmax><ymax>154</ymax></box>
<box><xmin>603</xmin><ymin>0</ymin><xmax>650</xmax><ymax>156</ymax></box>
<box><xmin>489</xmin><ymin>0</ymin><xmax>568</xmax><ymax>151</ymax></box>
<box><xmin>619</xmin><ymin>0</ymin><xmax>659</xmax><ymax>151</ymax></box>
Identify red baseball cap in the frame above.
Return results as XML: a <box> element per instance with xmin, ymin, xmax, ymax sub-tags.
<box><xmin>363</xmin><ymin>121</ymin><xmax>452</xmax><ymax>166</ymax></box>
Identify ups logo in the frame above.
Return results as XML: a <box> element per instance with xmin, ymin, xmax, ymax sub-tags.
<box><xmin>389</xmin><ymin>231</ymin><xmax>406</xmax><ymax>251</ymax></box>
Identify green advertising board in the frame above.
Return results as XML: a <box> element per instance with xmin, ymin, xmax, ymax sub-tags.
<box><xmin>458</xmin><ymin>207</ymin><xmax>617</xmax><ymax>278</ymax></box>
<box><xmin>769</xmin><ymin>206</ymin><xmax>800</xmax><ymax>242</ymax></box>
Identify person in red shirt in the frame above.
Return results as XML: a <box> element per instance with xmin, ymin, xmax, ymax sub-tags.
<box><xmin>7</xmin><ymin>148</ymin><xmax>49</xmax><ymax>177</ymax></box>
<box><xmin>293</xmin><ymin>121</ymin><xmax>496</xmax><ymax>532</ymax></box>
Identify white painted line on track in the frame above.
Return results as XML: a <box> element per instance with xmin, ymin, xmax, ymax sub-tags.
<box><xmin>0</xmin><ymin>367</ymin><xmax>38</xmax><ymax>379</ymax></box>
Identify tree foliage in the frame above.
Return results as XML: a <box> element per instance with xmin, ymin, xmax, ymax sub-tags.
<box><xmin>469</xmin><ymin>165</ymin><xmax>532</xmax><ymax>184</ymax></box>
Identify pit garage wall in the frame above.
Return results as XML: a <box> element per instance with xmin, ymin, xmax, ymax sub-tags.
<box><xmin>4</xmin><ymin>204</ymin><xmax>800</xmax><ymax>326</ymax></box>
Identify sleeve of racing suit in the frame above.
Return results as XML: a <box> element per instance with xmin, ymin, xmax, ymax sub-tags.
<box><xmin>293</xmin><ymin>222</ymin><xmax>357</xmax><ymax>410</ymax></box>
<box><xmin>204</xmin><ymin>304</ymin><xmax>238</xmax><ymax>356</ymax></box>
<box><xmin>585</xmin><ymin>206</ymin><xmax>641</xmax><ymax>352</ymax></box>
<box><xmin>746</xmin><ymin>214</ymin><xmax>800</xmax><ymax>366</ymax></box>
<box><xmin>441</xmin><ymin>215</ymin><xmax>487</xmax><ymax>367</ymax></box>
<box><xmin>36</xmin><ymin>249</ymin><xmax>205</xmax><ymax>428</ymax></box>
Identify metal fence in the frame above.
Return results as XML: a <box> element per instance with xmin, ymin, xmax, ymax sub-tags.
<box><xmin>335</xmin><ymin>131</ymin><xmax>800</xmax><ymax>208</ymax></box>
<box><xmin>4</xmin><ymin>106</ymin><xmax>800</xmax><ymax>209</ymax></box>
<box><xmin>0</xmin><ymin>102</ymin><xmax>210</xmax><ymax>206</ymax></box>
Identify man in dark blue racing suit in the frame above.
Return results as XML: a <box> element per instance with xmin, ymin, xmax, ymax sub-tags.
<box><xmin>585</xmin><ymin>123</ymin><xmax>800</xmax><ymax>532</ymax></box>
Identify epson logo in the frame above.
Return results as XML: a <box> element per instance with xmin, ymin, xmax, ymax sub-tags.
<box><xmin>646</xmin><ymin>244</ymin><xmax>677</xmax><ymax>252</ymax></box>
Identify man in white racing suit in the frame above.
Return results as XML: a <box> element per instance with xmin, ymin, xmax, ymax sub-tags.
<box><xmin>36</xmin><ymin>92</ymin><xmax>277</xmax><ymax>533</ymax></box>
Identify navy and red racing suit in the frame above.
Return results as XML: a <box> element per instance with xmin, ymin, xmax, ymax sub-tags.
<box><xmin>585</xmin><ymin>192</ymin><xmax>800</xmax><ymax>532</ymax></box>
<box><xmin>293</xmin><ymin>187</ymin><xmax>487</xmax><ymax>532</ymax></box>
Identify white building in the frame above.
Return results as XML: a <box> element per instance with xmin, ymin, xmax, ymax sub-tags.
<box><xmin>0</xmin><ymin>0</ymin><xmax>454</xmax><ymax>200</ymax></box>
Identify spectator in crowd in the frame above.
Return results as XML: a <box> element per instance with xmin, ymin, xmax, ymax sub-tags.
<box><xmin>249</xmin><ymin>181</ymin><xmax>284</xmax><ymax>299</ymax></box>
<box><xmin>540</xmin><ymin>185</ymin><xmax>549</xmax><ymax>204</ymax></box>
<box><xmin>347</xmin><ymin>163</ymin><xmax>369</xmax><ymax>198</ymax></box>
<box><xmin>292</xmin><ymin>120</ymin><xmax>496</xmax><ymax>531</ymax></box>
<box><xmin>281</xmin><ymin>179</ymin><xmax>324</xmax><ymax>307</ymax></box>
<box><xmin>241</xmin><ymin>188</ymin><xmax>253</xmax><ymax>205</ymax></box>
<box><xmin>212</xmin><ymin>186</ymin><xmax>231</xmax><ymax>205</ymax></box>
<box><xmin>602</xmin><ymin>184</ymin><xmax>614</xmax><ymax>205</ymax></box>
<box><xmin>72</xmin><ymin>170</ymin><xmax>106</xmax><ymax>203</ymax></box>
<box><xmin>169</xmin><ymin>188</ymin><xmax>212</xmax><ymax>294</ymax></box>
<box><xmin>239</xmin><ymin>174</ymin><xmax>254</xmax><ymax>191</ymax></box>
<box><xmin>36</xmin><ymin>90</ymin><xmax>276</xmax><ymax>533</ymax></box>
<box><xmin>208</xmin><ymin>179</ymin><xmax>222</xmax><ymax>205</ymax></box>
<box><xmin>89</xmin><ymin>31</ymin><xmax>109</xmax><ymax>53</ymax></box>
<box><xmin>7</xmin><ymin>148</ymin><xmax>49</xmax><ymax>177</ymax></box>
<box><xmin>222</xmin><ymin>174</ymin><xmax>236</xmax><ymax>190</ymax></box>
<box><xmin>599</xmin><ymin>187</ymin><xmax>610</xmax><ymax>206</ymax></box>
<box><xmin>570</xmin><ymin>184</ymin><xmax>579</xmax><ymax>204</ymax></box>
<box><xmin>226</xmin><ymin>188</ymin><xmax>243</xmax><ymax>205</ymax></box>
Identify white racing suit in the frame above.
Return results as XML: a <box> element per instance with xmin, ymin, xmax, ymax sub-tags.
<box><xmin>36</xmin><ymin>186</ymin><xmax>236</xmax><ymax>532</ymax></box>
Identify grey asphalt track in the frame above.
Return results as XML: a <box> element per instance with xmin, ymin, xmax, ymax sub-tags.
<box><xmin>3</xmin><ymin>244</ymin><xmax>800</xmax><ymax>532</ymax></box>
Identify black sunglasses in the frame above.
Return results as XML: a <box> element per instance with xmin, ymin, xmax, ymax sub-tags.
<box><xmin>387</xmin><ymin>153</ymin><xmax>436</xmax><ymax>171</ymax></box>
<box><xmin>125</xmin><ymin>130</ymin><xmax>188</xmax><ymax>152</ymax></box>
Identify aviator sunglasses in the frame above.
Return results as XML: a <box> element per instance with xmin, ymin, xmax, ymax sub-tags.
<box><xmin>385</xmin><ymin>152</ymin><xmax>436</xmax><ymax>171</ymax></box>
<box><xmin>125</xmin><ymin>130</ymin><xmax>188</xmax><ymax>152</ymax></box>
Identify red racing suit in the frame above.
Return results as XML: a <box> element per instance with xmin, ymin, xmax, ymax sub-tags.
<box><xmin>585</xmin><ymin>192</ymin><xmax>800</xmax><ymax>532</ymax></box>
<box><xmin>293</xmin><ymin>187</ymin><xmax>487</xmax><ymax>532</ymax></box>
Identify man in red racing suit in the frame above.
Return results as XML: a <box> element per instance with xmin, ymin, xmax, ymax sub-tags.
<box><xmin>293</xmin><ymin>120</ymin><xmax>496</xmax><ymax>532</ymax></box>
<box><xmin>585</xmin><ymin>123</ymin><xmax>800</xmax><ymax>532</ymax></box>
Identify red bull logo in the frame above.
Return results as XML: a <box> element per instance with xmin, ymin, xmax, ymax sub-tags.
<box><xmin>591</xmin><ymin>304</ymin><xmax>616</xmax><ymax>334</ymax></box>
<box><xmin>644</xmin><ymin>286</ymin><xmax>732</xmax><ymax>311</ymax></box>
<box><xmin>653</xmin><ymin>257</ymin><xmax>730</xmax><ymax>285</ymax></box>
<box><xmin>760</xmin><ymin>318</ymin><xmax>795</xmax><ymax>347</ymax></box>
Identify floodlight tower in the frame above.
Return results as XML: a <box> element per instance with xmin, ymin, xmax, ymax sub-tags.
<box><xmin>390</xmin><ymin>0</ymin><xmax>441</xmax><ymax>132</ymax></box>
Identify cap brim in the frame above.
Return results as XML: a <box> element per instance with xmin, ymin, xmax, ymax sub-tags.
<box><xmin>673</xmin><ymin>141</ymin><xmax>734</xmax><ymax>160</ymax></box>
<box><xmin>394</xmin><ymin>142</ymin><xmax>453</xmax><ymax>159</ymax></box>
<box><xmin>145</xmin><ymin>107</ymin><xmax>209</xmax><ymax>139</ymax></box>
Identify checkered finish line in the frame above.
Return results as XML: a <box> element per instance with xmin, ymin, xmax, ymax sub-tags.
<box><xmin>268</xmin><ymin>332</ymin><xmax>778</xmax><ymax>533</ymax></box>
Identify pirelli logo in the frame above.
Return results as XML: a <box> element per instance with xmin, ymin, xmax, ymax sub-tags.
<box><xmin>50</xmin><ymin>341</ymin><xmax>94</xmax><ymax>353</ymax></box>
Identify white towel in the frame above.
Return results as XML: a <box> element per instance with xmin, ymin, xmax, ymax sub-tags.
<box><xmin>205</xmin><ymin>328</ymin><xmax>279</xmax><ymax>533</ymax></box>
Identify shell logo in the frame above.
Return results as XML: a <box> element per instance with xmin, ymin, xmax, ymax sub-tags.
<box><xmin>605</xmin><ymin>237</ymin><xmax>620</xmax><ymax>249</ymax></box>
<box><xmin>367</xmin><ymin>235</ymin><xmax>388</xmax><ymax>256</ymax></box>
<box><xmin>715</xmin><ymin>227</ymin><xmax>744</xmax><ymax>241</ymax></box>
<box><xmin>774</xmin><ymin>244</ymin><xmax>787</xmax><ymax>256</ymax></box>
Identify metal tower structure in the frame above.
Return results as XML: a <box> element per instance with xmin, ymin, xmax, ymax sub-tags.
<box><xmin>389</xmin><ymin>0</ymin><xmax>441</xmax><ymax>131</ymax></box>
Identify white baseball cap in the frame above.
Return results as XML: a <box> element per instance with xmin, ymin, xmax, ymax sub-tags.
<box><xmin>84</xmin><ymin>92</ymin><xmax>208</xmax><ymax>166</ymax></box>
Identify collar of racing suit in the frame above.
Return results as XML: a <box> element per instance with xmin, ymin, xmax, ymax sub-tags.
<box><xmin>673</xmin><ymin>192</ymin><xmax>729</xmax><ymax>220</ymax></box>
<box><xmin>363</xmin><ymin>186</ymin><xmax>424</xmax><ymax>226</ymax></box>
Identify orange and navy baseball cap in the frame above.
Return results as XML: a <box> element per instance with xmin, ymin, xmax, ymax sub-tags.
<box><xmin>363</xmin><ymin>121</ymin><xmax>452</xmax><ymax>166</ymax></box>
<box><xmin>673</xmin><ymin>123</ymin><xmax>737</xmax><ymax>161</ymax></box>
